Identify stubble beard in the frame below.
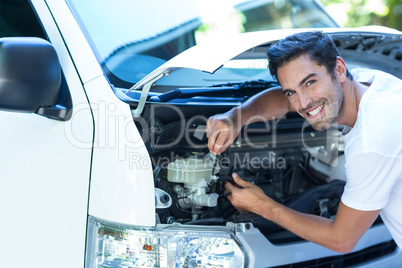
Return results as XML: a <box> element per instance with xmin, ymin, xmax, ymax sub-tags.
<box><xmin>308</xmin><ymin>80</ymin><xmax>345</xmax><ymax>132</ymax></box>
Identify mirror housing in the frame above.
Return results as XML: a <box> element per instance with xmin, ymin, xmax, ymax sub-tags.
<box><xmin>0</xmin><ymin>37</ymin><xmax>69</xmax><ymax>120</ymax></box>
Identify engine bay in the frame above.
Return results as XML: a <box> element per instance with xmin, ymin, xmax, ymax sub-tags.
<box><xmin>136</xmin><ymin>111</ymin><xmax>348</xmax><ymax>244</ymax></box>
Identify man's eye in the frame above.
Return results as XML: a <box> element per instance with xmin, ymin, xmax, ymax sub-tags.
<box><xmin>286</xmin><ymin>91</ymin><xmax>295</xmax><ymax>97</ymax></box>
<box><xmin>306</xmin><ymin>80</ymin><xmax>315</xmax><ymax>86</ymax></box>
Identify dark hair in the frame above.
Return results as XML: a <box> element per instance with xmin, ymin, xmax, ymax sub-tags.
<box><xmin>268</xmin><ymin>31</ymin><xmax>352</xmax><ymax>82</ymax></box>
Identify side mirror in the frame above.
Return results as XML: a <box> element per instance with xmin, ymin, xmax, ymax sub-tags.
<box><xmin>0</xmin><ymin>37</ymin><xmax>70</xmax><ymax>120</ymax></box>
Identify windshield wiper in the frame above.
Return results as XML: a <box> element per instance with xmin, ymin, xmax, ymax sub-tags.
<box><xmin>149</xmin><ymin>80</ymin><xmax>279</xmax><ymax>102</ymax></box>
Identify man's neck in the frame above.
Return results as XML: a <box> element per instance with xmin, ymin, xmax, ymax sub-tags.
<box><xmin>337</xmin><ymin>79</ymin><xmax>370</xmax><ymax>128</ymax></box>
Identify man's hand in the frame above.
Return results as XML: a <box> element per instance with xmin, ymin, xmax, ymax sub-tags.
<box><xmin>206</xmin><ymin>87</ymin><xmax>291</xmax><ymax>155</ymax></box>
<box><xmin>224</xmin><ymin>174</ymin><xmax>381</xmax><ymax>253</ymax></box>
<box><xmin>224</xmin><ymin>173</ymin><xmax>272</xmax><ymax>214</ymax></box>
<box><xmin>206</xmin><ymin>110</ymin><xmax>242</xmax><ymax>155</ymax></box>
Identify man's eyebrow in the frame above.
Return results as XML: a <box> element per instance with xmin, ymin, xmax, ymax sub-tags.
<box><xmin>282</xmin><ymin>73</ymin><xmax>317</xmax><ymax>95</ymax></box>
<box><xmin>299</xmin><ymin>73</ymin><xmax>317</xmax><ymax>87</ymax></box>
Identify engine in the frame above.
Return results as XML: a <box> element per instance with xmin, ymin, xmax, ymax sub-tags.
<box><xmin>149</xmin><ymin>120</ymin><xmax>347</xmax><ymax>243</ymax></box>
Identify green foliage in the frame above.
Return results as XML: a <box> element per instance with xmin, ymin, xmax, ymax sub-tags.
<box><xmin>321</xmin><ymin>0</ymin><xmax>402</xmax><ymax>30</ymax></box>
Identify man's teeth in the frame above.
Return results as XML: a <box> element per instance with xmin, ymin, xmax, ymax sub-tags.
<box><xmin>308</xmin><ymin>104</ymin><xmax>323</xmax><ymax>116</ymax></box>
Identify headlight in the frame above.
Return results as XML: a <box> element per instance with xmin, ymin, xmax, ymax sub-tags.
<box><xmin>85</xmin><ymin>216</ymin><xmax>247</xmax><ymax>267</ymax></box>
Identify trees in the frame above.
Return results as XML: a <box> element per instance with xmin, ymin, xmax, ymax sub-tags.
<box><xmin>322</xmin><ymin>0</ymin><xmax>402</xmax><ymax>30</ymax></box>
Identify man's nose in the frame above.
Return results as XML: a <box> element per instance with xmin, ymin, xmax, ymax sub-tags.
<box><xmin>298</xmin><ymin>92</ymin><xmax>312</xmax><ymax>109</ymax></box>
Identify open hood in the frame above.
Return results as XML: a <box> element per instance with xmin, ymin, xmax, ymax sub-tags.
<box><xmin>132</xmin><ymin>26</ymin><xmax>400</xmax><ymax>90</ymax></box>
<box><xmin>130</xmin><ymin>26</ymin><xmax>401</xmax><ymax>116</ymax></box>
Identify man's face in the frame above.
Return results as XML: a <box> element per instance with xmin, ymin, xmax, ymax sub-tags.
<box><xmin>277</xmin><ymin>55</ymin><xmax>344</xmax><ymax>131</ymax></box>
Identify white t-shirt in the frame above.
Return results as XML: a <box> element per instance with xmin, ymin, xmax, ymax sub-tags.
<box><xmin>341</xmin><ymin>68</ymin><xmax>402</xmax><ymax>248</ymax></box>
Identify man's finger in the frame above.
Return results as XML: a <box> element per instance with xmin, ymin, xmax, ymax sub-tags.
<box><xmin>214</xmin><ymin>132</ymin><xmax>230</xmax><ymax>155</ymax></box>
<box><xmin>207</xmin><ymin>130</ymin><xmax>220</xmax><ymax>154</ymax></box>
<box><xmin>232</xmin><ymin>173</ymin><xmax>252</xmax><ymax>187</ymax></box>
<box><xmin>224</xmin><ymin>180</ymin><xmax>236</xmax><ymax>192</ymax></box>
<box><xmin>205</xmin><ymin>118</ymin><xmax>215</xmax><ymax>138</ymax></box>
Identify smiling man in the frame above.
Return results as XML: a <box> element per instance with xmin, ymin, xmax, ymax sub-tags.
<box><xmin>206</xmin><ymin>31</ymin><xmax>402</xmax><ymax>252</ymax></box>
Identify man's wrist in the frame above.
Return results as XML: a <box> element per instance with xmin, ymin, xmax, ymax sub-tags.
<box><xmin>229</xmin><ymin>106</ymin><xmax>248</xmax><ymax>127</ymax></box>
<box><xmin>260</xmin><ymin>196</ymin><xmax>289</xmax><ymax>224</ymax></box>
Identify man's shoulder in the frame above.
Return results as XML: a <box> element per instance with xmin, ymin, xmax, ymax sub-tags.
<box><xmin>346</xmin><ymin>70</ymin><xmax>402</xmax><ymax>156</ymax></box>
<box><xmin>351</xmin><ymin>68</ymin><xmax>400</xmax><ymax>84</ymax></box>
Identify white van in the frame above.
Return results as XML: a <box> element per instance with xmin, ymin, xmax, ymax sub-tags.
<box><xmin>1</xmin><ymin>0</ymin><xmax>401</xmax><ymax>267</ymax></box>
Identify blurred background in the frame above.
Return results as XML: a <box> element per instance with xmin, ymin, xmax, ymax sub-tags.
<box><xmin>322</xmin><ymin>0</ymin><xmax>402</xmax><ymax>30</ymax></box>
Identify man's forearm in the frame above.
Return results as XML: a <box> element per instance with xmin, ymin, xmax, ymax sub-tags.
<box><xmin>226</xmin><ymin>172</ymin><xmax>381</xmax><ymax>253</ymax></box>
<box><xmin>206</xmin><ymin>87</ymin><xmax>291</xmax><ymax>154</ymax></box>
<box><xmin>265</xmin><ymin>203</ymin><xmax>345</xmax><ymax>252</ymax></box>
<box><xmin>258</xmin><ymin>200</ymin><xmax>379</xmax><ymax>253</ymax></box>
<box><xmin>235</xmin><ymin>87</ymin><xmax>292</xmax><ymax>126</ymax></box>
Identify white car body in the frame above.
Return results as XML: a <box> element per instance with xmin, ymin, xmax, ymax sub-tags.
<box><xmin>0</xmin><ymin>0</ymin><xmax>401</xmax><ymax>267</ymax></box>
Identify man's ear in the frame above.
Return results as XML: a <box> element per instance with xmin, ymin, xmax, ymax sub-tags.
<box><xmin>335</xmin><ymin>56</ymin><xmax>348</xmax><ymax>82</ymax></box>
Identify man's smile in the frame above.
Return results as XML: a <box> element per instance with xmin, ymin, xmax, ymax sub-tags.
<box><xmin>305</xmin><ymin>102</ymin><xmax>325</xmax><ymax>119</ymax></box>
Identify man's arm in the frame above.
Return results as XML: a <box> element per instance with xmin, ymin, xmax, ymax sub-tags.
<box><xmin>206</xmin><ymin>87</ymin><xmax>293</xmax><ymax>155</ymax></box>
<box><xmin>226</xmin><ymin>173</ymin><xmax>380</xmax><ymax>253</ymax></box>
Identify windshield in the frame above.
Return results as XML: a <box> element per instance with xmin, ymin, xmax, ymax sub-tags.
<box><xmin>67</xmin><ymin>0</ymin><xmax>337</xmax><ymax>88</ymax></box>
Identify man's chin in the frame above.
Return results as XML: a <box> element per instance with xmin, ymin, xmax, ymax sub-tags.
<box><xmin>309</xmin><ymin>120</ymin><xmax>333</xmax><ymax>132</ymax></box>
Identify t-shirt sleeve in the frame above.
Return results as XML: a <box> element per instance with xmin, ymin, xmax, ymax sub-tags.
<box><xmin>342</xmin><ymin>152</ymin><xmax>402</xmax><ymax>211</ymax></box>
